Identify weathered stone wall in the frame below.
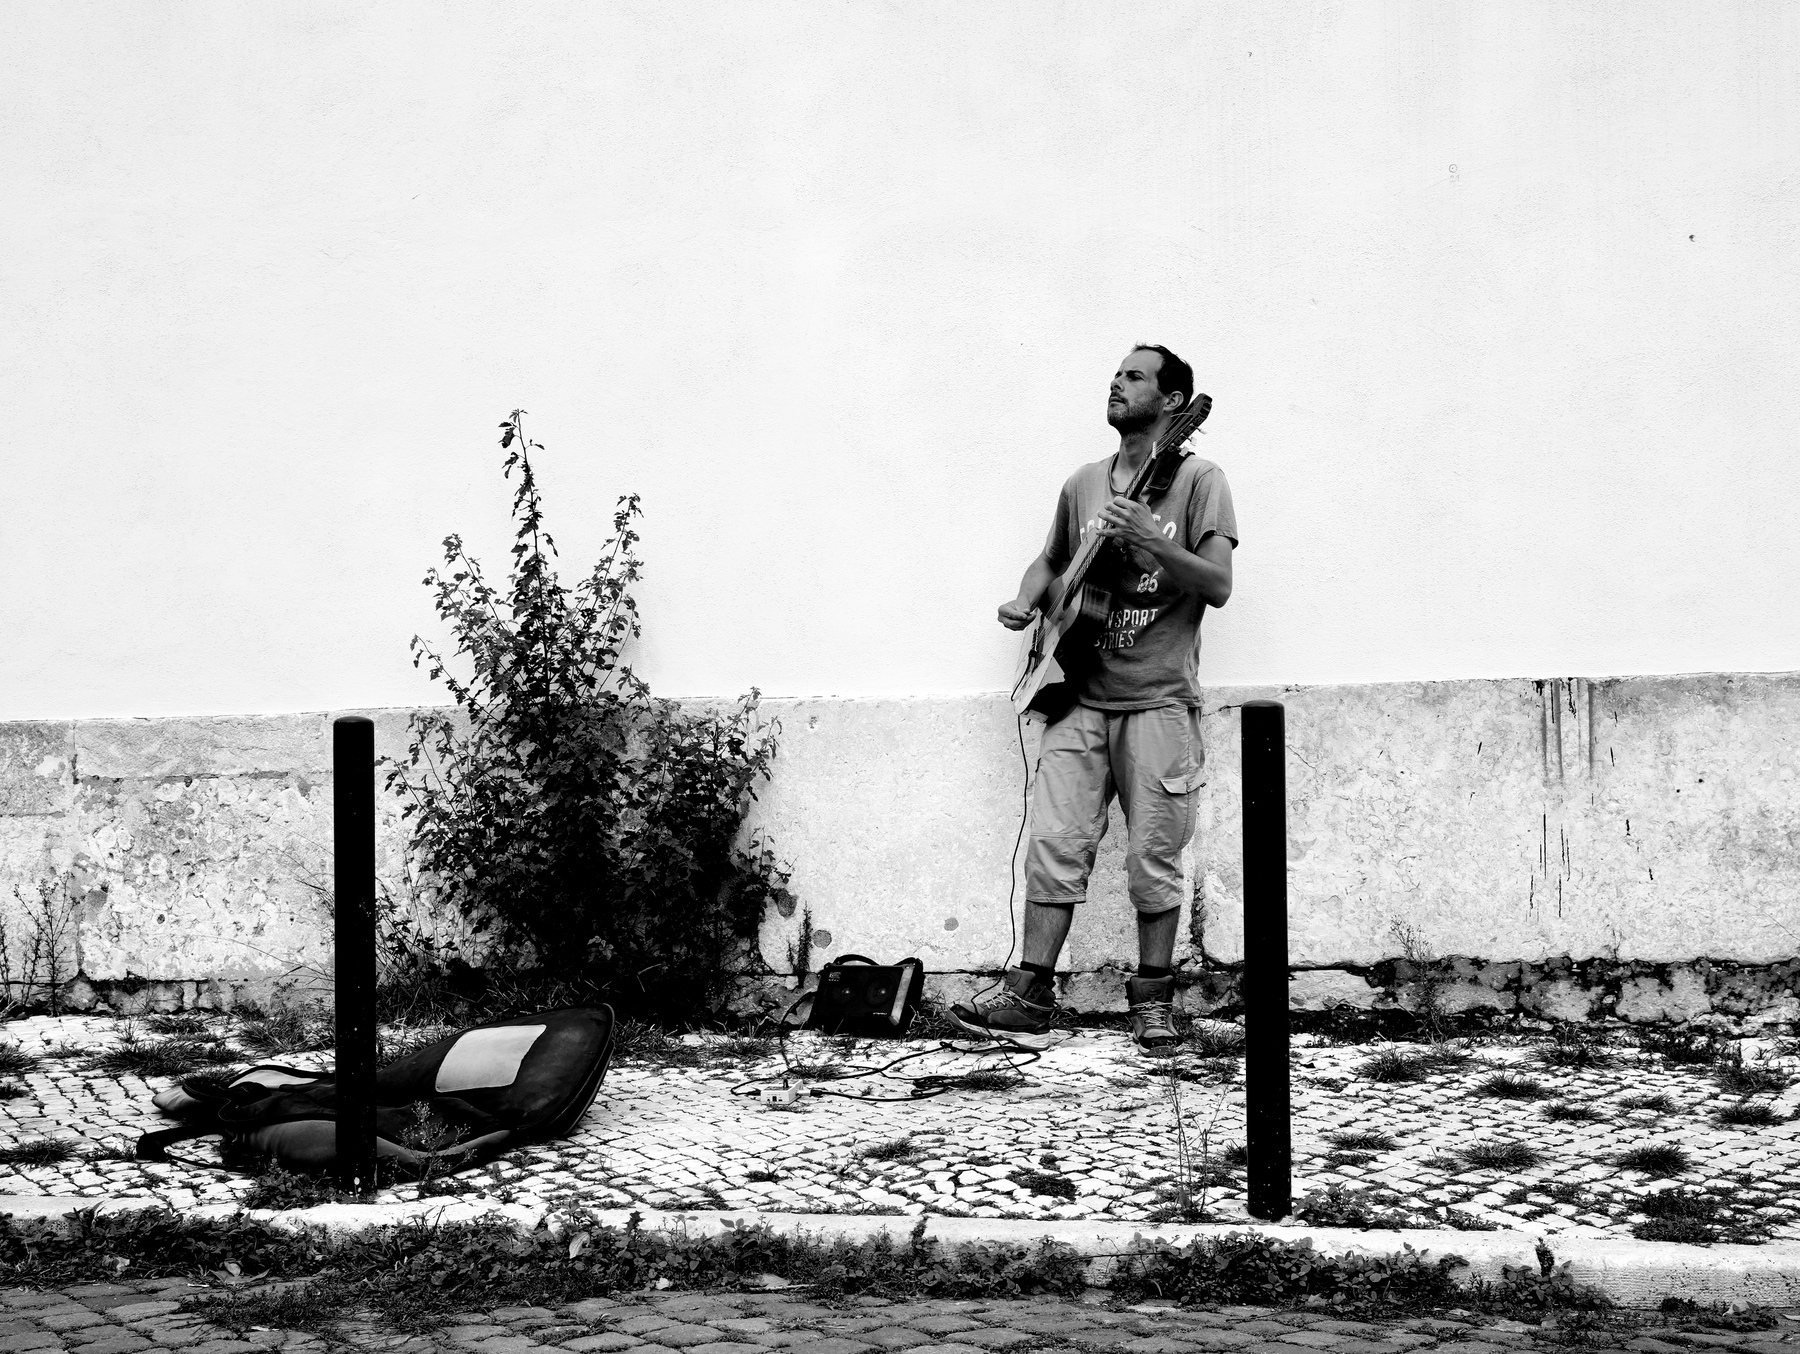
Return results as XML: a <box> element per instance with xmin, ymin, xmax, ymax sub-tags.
<box><xmin>1</xmin><ymin>671</ymin><xmax>1796</xmax><ymax>1022</ymax></box>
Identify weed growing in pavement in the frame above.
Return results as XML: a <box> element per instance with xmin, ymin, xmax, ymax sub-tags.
<box><xmin>859</xmin><ymin>1137</ymin><xmax>918</xmax><ymax>1162</ymax></box>
<box><xmin>145</xmin><ymin>1013</ymin><xmax>216</xmax><ymax>1037</ymax></box>
<box><xmin>1008</xmin><ymin>1168</ymin><xmax>1077</xmax><ymax>1200</ymax></box>
<box><xmin>1474</xmin><ymin>1072</ymin><xmax>1551</xmax><ymax>1100</ymax></box>
<box><xmin>0</xmin><ymin>875</ymin><xmax>79</xmax><ymax>1016</ymax></box>
<box><xmin>1188</xmin><ymin>1022</ymin><xmax>1246</xmax><ymax>1058</ymax></box>
<box><xmin>87</xmin><ymin>1029</ymin><xmax>238</xmax><ymax>1080</ymax></box>
<box><xmin>1639</xmin><ymin>1027</ymin><xmax>1727</xmax><ymax>1065</ymax></box>
<box><xmin>1458</xmin><ymin>1140</ymin><xmax>1543</xmax><ymax>1170</ymax></box>
<box><xmin>1632</xmin><ymin>1189</ymin><xmax>1720</xmax><ymax>1243</ymax></box>
<box><xmin>235</xmin><ymin>1003</ymin><xmax>333</xmax><ymax>1056</ymax></box>
<box><xmin>1473</xmin><ymin>1242</ymin><xmax>1612</xmax><ymax>1312</ymax></box>
<box><xmin>1359</xmin><ymin>1048</ymin><xmax>1430</xmax><ymax>1082</ymax></box>
<box><xmin>1536</xmin><ymin>1024</ymin><xmax>1613</xmax><ymax>1069</ymax></box>
<box><xmin>1618</xmin><ymin>1092</ymin><xmax>1679</xmax><ymax>1114</ymax></box>
<box><xmin>1389</xmin><ymin>920</ymin><xmax>1451</xmax><ymax>1039</ymax></box>
<box><xmin>1327</xmin><ymin>1128</ymin><xmax>1400</xmax><ymax>1151</ymax></box>
<box><xmin>1713</xmin><ymin>1046</ymin><xmax>1790</xmax><ymax>1096</ymax></box>
<box><xmin>1358</xmin><ymin>1044</ymin><xmax>1471</xmax><ymax>1083</ymax></box>
<box><xmin>1543</xmin><ymin>1101</ymin><xmax>1605</xmax><ymax>1122</ymax></box>
<box><xmin>186</xmin><ymin>1284</ymin><xmax>330</xmax><ymax>1337</ymax></box>
<box><xmin>1293</xmin><ymin>1182</ymin><xmax>1420</xmax><ymax>1229</ymax></box>
<box><xmin>0</xmin><ymin>1138</ymin><xmax>75</xmax><ymax>1166</ymax></box>
<box><xmin>0</xmin><ymin>1083</ymin><xmax>26</xmax><ymax>1101</ymax></box>
<box><xmin>1114</xmin><ymin>1228</ymin><xmax>1463</xmax><ymax>1309</ymax></box>
<box><xmin>1614</xmin><ymin>1144</ymin><xmax>1692</xmax><ymax>1177</ymax></box>
<box><xmin>240</xmin><ymin>1165</ymin><xmax>348</xmax><ymax>1211</ymax></box>
<box><xmin>744</xmin><ymin>1169</ymin><xmax>781</xmax><ymax>1183</ymax></box>
<box><xmin>0</xmin><ymin>1043</ymin><xmax>38</xmax><ymax>1078</ymax></box>
<box><xmin>1714</xmin><ymin>1100</ymin><xmax>1787</xmax><ymax>1127</ymax></box>
<box><xmin>1150</xmin><ymin>1067</ymin><xmax>1227</xmax><ymax>1222</ymax></box>
<box><xmin>1222</xmin><ymin>1142</ymin><xmax>1248</xmax><ymax>1167</ymax></box>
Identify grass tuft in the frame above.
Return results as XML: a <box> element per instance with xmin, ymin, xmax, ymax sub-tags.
<box><xmin>859</xmin><ymin>1137</ymin><xmax>918</xmax><ymax>1162</ymax></box>
<box><xmin>0</xmin><ymin>1138</ymin><xmax>75</xmax><ymax>1166</ymax></box>
<box><xmin>1632</xmin><ymin>1188</ymin><xmax>1720</xmax><ymax>1243</ymax></box>
<box><xmin>0</xmin><ymin>1082</ymin><xmax>30</xmax><ymax>1101</ymax></box>
<box><xmin>1536</xmin><ymin>1025</ymin><xmax>1613</xmax><ymax>1069</ymax></box>
<box><xmin>1188</xmin><ymin>1024</ymin><xmax>1246</xmax><ymax>1058</ymax></box>
<box><xmin>235</xmin><ymin>1004</ymin><xmax>334</xmax><ymax>1056</ymax></box>
<box><xmin>87</xmin><ymin>1032</ymin><xmax>238</xmax><ymax>1080</ymax></box>
<box><xmin>1617</xmin><ymin>1092</ymin><xmax>1679</xmax><ymax>1114</ymax></box>
<box><xmin>1615</xmin><ymin>1144</ymin><xmax>1692</xmax><ymax>1177</ymax></box>
<box><xmin>1713</xmin><ymin>1101</ymin><xmax>1786</xmax><ymax>1127</ymax></box>
<box><xmin>1359</xmin><ymin>1049</ymin><xmax>1427</xmax><ymax>1082</ymax></box>
<box><xmin>1326</xmin><ymin>1129</ymin><xmax>1399</xmax><ymax>1151</ymax></box>
<box><xmin>1713</xmin><ymin>1047</ymin><xmax>1790</xmax><ymax>1097</ymax></box>
<box><xmin>1458</xmin><ymin>1140</ymin><xmax>1543</xmax><ymax>1171</ymax></box>
<box><xmin>1474</xmin><ymin>1072</ymin><xmax>1551</xmax><ymax>1100</ymax></box>
<box><xmin>1639</xmin><ymin>1027</ymin><xmax>1728</xmax><ymax>1066</ymax></box>
<box><xmin>0</xmin><ymin>1043</ymin><xmax>40</xmax><ymax>1078</ymax></box>
<box><xmin>1543</xmin><ymin>1101</ymin><xmax>1604</xmax><ymax>1122</ymax></box>
<box><xmin>145</xmin><ymin>1013</ymin><xmax>216</xmax><ymax>1037</ymax></box>
<box><xmin>1009</xmin><ymin>1168</ymin><xmax>1077</xmax><ymax>1200</ymax></box>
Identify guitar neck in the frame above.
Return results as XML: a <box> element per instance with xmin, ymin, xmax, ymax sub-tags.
<box><xmin>1053</xmin><ymin>401</ymin><xmax>1210</xmax><ymax>604</ymax></box>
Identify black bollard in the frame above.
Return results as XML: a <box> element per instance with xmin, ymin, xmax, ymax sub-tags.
<box><xmin>333</xmin><ymin>715</ymin><xmax>378</xmax><ymax>1194</ymax></box>
<box><xmin>1241</xmin><ymin>699</ymin><xmax>1290</xmax><ymax>1220</ymax></box>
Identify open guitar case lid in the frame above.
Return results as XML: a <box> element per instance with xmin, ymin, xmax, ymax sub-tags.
<box><xmin>137</xmin><ymin>1006</ymin><xmax>615</xmax><ymax>1176</ymax></box>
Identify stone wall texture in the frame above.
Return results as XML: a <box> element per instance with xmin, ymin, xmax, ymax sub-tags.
<box><xmin>1</xmin><ymin>671</ymin><xmax>1796</xmax><ymax>1021</ymax></box>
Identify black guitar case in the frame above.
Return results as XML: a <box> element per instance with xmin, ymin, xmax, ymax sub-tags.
<box><xmin>137</xmin><ymin>1006</ymin><xmax>614</xmax><ymax>1175</ymax></box>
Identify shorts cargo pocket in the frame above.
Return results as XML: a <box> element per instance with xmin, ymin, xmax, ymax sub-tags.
<box><xmin>1148</xmin><ymin>769</ymin><xmax>1200</xmax><ymax>855</ymax></box>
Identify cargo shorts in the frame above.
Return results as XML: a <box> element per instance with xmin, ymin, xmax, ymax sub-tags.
<box><xmin>1023</xmin><ymin>703</ymin><xmax>1204</xmax><ymax>916</ymax></box>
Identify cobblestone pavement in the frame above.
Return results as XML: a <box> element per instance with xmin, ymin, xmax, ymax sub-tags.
<box><xmin>3</xmin><ymin>1280</ymin><xmax>1800</xmax><ymax>1354</ymax></box>
<box><xmin>1</xmin><ymin>1016</ymin><xmax>1797</xmax><ymax>1241</ymax></box>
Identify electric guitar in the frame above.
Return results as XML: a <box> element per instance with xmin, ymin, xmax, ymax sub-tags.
<box><xmin>1009</xmin><ymin>394</ymin><xmax>1213</xmax><ymax>721</ymax></box>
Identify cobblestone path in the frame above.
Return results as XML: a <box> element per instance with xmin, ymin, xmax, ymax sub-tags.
<box><xmin>3</xmin><ymin>1281</ymin><xmax>1800</xmax><ymax>1354</ymax></box>
<box><xmin>2</xmin><ymin>1016</ymin><xmax>1797</xmax><ymax>1240</ymax></box>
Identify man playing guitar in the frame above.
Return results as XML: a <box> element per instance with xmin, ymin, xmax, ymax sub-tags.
<box><xmin>952</xmin><ymin>345</ymin><xmax>1237</xmax><ymax>1053</ymax></box>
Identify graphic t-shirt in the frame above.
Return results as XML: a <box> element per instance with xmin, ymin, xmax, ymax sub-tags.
<box><xmin>1042</xmin><ymin>450</ymin><xmax>1238</xmax><ymax>711</ymax></box>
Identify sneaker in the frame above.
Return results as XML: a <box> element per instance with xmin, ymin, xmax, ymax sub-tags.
<box><xmin>949</xmin><ymin>968</ymin><xmax>1057</xmax><ymax>1044</ymax></box>
<box><xmin>1127</xmin><ymin>974</ymin><xmax>1181</xmax><ymax>1053</ymax></box>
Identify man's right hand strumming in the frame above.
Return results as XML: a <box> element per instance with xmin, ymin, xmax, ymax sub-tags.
<box><xmin>997</xmin><ymin>598</ymin><xmax>1038</xmax><ymax>631</ymax></box>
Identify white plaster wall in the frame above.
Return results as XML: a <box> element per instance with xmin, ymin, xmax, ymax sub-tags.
<box><xmin>4</xmin><ymin>2</ymin><xmax>1799</xmax><ymax>721</ymax></box>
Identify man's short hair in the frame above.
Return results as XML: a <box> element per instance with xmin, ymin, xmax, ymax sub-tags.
<box><xmin>1132</xmin><ymin>343</ymin><xmax>1194</xmax><ymax>411</ymax></box>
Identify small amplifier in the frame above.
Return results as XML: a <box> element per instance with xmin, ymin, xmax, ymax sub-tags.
<box><xmin>802</xmin><ymin>954</ymin><xmax>926</xmax><ymax>1038</ymax></box>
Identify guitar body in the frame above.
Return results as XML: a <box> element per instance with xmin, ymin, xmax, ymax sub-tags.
<box><xmin>1007</xmin><ymin>394</ymin><xmax>1213</xmax><ymax>722</ymax></box>
<box><xmin>1012</xmin><ymin>579</ymin><xmax>1113</xmax><ymax>722</ymax></box>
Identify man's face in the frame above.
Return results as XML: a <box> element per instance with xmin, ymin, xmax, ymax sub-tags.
<box><xmin>1107</xmin><ymin>349</ymin><xmax>1175</xmax><ymax>432</ymax></box>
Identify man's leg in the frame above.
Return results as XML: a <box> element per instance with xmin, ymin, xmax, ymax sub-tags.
<box><xmin>1022</xmin><ymin>901</ymin><xmax>1076</xmax><ymax>971</ymax></box>
<box><xmin>1112</xmin><ymin>705</ymin><xmax>1203</xmax><ymax>1051</ymax></box>
<box><xmin>950</xmin><ymin>706</ymin><xmax>1111</xmax><ymax>1041</ymax></box>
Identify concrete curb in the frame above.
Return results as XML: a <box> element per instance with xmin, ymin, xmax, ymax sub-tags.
<box><xmin>4</xmin><ymin>1195</ymin><xmax>1797</xmax><ymax>1308</ymax></box>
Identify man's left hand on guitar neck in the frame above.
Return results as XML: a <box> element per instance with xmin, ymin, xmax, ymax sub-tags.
<box><xmin>1097</xmin><ymin>495</ymin><xmax>1234</xmax><ymax>608</ymax></box>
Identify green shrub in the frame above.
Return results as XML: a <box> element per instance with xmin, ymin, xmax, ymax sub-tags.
<box><xmin>389</xmin><ymin>413</ymin><xmax>793</xmax><ymax>1020</ymax></box>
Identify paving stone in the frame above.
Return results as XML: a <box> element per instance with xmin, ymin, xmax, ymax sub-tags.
<box><xmin>906</xmin><ymin>1321</ymin><xmax>983</xmax><ymax>1338</ymax></box>
<box><xmin>682</xmin><ymin>1345</ymin><xmax>767</xmax><ymax>1354</ymax></box>
<box><xmin>649</xmin><ymin>1328</ymin><xmax>728</xmax><ymax>1350</ymax></box>
<box><xmin>447</xmin><ymin>1328</ymin><xmax>512</xmax><ymax>1343</ymax></box>
<box><xmin>898</xmin><ymin>1347</ymin><xmax>988</xmax><ymax>1354</ymax></box>
<box><xmin>66</xmin><ymin>1336</ymin><xmax>152</xmax><ymax>1354</ymax></box>
<box><xmin>856</xmin><ymin>1332</ymin><xmax>935</xmax><ymax>1350</ymax></box>
<box><xmin>950</xmin><ymin>1334</ymin><xmax>1035</xmax><ymax>1351</ymax></box>
<box><xmin>616</xmin><ymin>1320</ymin><xmax>683</xmax><ymax>1339</ymax></box>
<box><xmin>100</xmin><ymin>1308</ymin><xmax>177</xmax><ymax>1325</ymax></box>
<box><xmin>1117</xmin><ymin>1340</ymin><xmax>1203</xmax><ymax>1354</ymax></box>
<box><xmin>569</xmin><ymin>1304</ymin><xmax>623</xmax><ymax>1322</ymax></box>
<box><xmin>37</xmin><ymin>1317</ymin><xmax>107</xmax><ymax>1335</ymax></box>
<box><xmin>0</xmin><ymin>1333</ymin><xmax>65</xmax><ymax>1352</ymax></box>
<box><xmin>713</xmin><ymin>1323</ymin><xmax>774</xmax><ymax>1337</ymax></box>
<box><xmin>558</xmin><ymin>1337</ymin><xmax>641</xmax><ymax>1352</ymax></box>
<box><xmin>790</xmin><ymin>1341</ymin><xmax>878</xmax><ymax>1354</ymax></box>
<box><xmin>466</xmin><ymin>1339</ymin><xmax>544</xmax><ymax>1354</ymax></box>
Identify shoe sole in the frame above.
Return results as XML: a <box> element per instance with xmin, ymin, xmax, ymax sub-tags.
<box><xmin>947</xmin><ymin>1008</ymin><xmax>1057</xmax><ymax>1051</ymax></box>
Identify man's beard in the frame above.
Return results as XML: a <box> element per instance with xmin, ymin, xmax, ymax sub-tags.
<box><xmin>1107</xmin><ymin>402</ymin><xmax>1158</xmax><ymax>433</ymax></box>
